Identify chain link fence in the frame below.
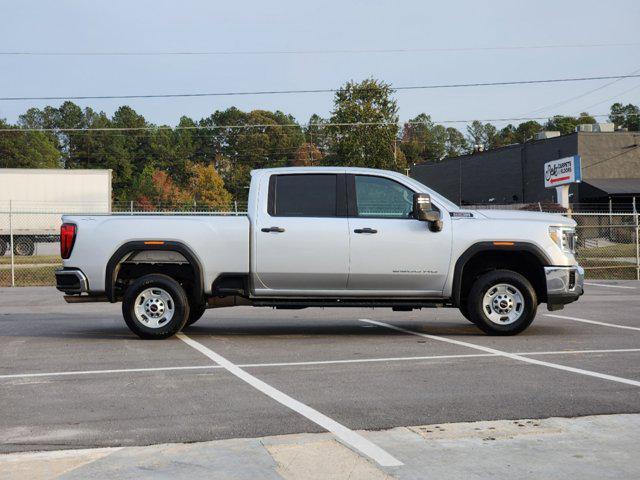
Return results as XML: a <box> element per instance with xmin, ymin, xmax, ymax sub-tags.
<box><xmin>573</xmin><ymin>212</ymin><xmax>640</xmax><ymax>280</ymax></box>
<box><xmin>0</xmin><ymin>201</ymin><xmax>248</xmax><ymax>287</ymax></box>
<box><xmin>1</xmin><ymin>204</ymin><xmax>639</xmax><ymax>287</ymax></box>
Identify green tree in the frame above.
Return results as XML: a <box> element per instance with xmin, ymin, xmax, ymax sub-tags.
<box><xmin>399</xmin><ymin>115</ymin><xmax>468</xmax><ymax>162</ymax></box>
<box><xmin>466</xmin><ymin>121</ymin><xmax>502</xmax><ymax>150</ymax></box>
<box><xmin>545</xmin><ymin>112</ymin><xmax>596</xmax><ymax>135</ymax></box>
<box><xmin>400</xmin><ymin>114</ymin><xmax>446</xmax><ymax>164</ymax></box>
<box><xmin>609</xmin><ymin>102</ymin><xmax>639</xmax><ymax>131</ymax></box>
<box><xmin>199</xmin><ymin>108</ymin><xmax>305</xmax><ymax>200</ymax></box>
<box><xmin>328</xmin><ymin>79</ymin><xmax>402</xmax><ymax>171</ymax></box>
<box><xmin>0</xmin><ymin>119</ymin><xmax>60</xmax><ymax>168</ymax></box>
<box><xmin>148</xmin><ymin>117</ymin><xmax>198</xmax><ymax>185</ymax></box>
<box><xmin>498</xmin><ymin>120</ymin><xmax>542</xmax><ymax>145</ymax></box>
<box><xmin>304</xmin><ymin>114</ymin><xmax>332</xmax><ymax>156</ymax></box>
<box><xmin>440</xmin><ymin>126</ymin><xmax>468</xmax><ymax>157</ymax></box>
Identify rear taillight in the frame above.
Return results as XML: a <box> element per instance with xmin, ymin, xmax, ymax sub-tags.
<box><xmin>60</xmin><ymin>223</ymin><xmax>77</xmax><ymax>259</ymax></box>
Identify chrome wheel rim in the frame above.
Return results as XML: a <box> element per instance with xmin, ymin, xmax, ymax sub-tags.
<box><xmin>482</xmin><ymin>283</ymin><xmax>524</xmax><ymax>325</ymax></box>
<box><xmin>134</xmin><ymin>288</ymin><xmax>175</xmax><ymax>328</ymax></box>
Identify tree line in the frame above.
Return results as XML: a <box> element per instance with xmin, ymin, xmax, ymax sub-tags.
<box><xmin>1</xmin><ymin>78</ymin><xmax>638</xmax><ymax>205</ymax></box>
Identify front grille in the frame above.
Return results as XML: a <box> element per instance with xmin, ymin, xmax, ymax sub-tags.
<box><xmin>568</xmin><ymin>270</ymin><xmax>576</xmax><ymax>289</ymax></box>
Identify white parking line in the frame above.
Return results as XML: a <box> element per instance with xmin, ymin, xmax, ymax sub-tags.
<box><xmin>545</xmin><ymin>314</ymin><xmax>640</xmax><ymax>332</ymax></box>
<box><xmin>0</xmin><ymin>365</ymin><xmax>222</xmax><ymax>380</ymax></box>
<box><xmin>360</xmin><ymin>319</ymin><xmax>640</xmax><ymax>388</ymax></box>
<box><xmin>176</xmin><ymin>332</ymin><xmax>403</xmax><ymax>467</ymax></box>
<box><xmin>2</xmin><ymin>348</ymin><xmax>640</xmax><ymax>381</ymax></box>
<box><xmin>584</xmin><ymin>282</ymin><xmax>636</xmax><ymax>289</ymax></box>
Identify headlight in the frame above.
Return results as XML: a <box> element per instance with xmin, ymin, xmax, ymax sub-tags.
<box><xmin>549</xmin><ymin>226</ymin><xmax>576</xmax><ymax>254</ymax></box>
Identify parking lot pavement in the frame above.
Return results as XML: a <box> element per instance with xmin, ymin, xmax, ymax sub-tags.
<box><xmin>2</xmin><ymin>414</ymin><xmax>639</xmax><ymax>480</ymax></box>
<box><xmin>0</xmin><ymin>282</ymin><xmax>639</xmax><ymax>468</ymax></box>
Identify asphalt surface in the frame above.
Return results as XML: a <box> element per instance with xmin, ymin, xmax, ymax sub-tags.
<box><xmin>1</xmin><ymin>281</ymin><xmax>639</xmax><ymax>454</ymax></box>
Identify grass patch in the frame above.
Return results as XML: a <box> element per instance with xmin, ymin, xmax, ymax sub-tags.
<box><xmin>580</xmin><ymin>259</ymin><xmax>638</xmax><ymax>280</ymax></box>
<box><xmin>0</xmin><ymin>255</ymin><xmax>60</xmax><ymax>265</ymax></box>
<box><xmin>577</xmin><ymin>244</ymin><xmax>637</xmax><ymax>258</ymax></box>
<box><xmin>0</xmin><ymin>266</ymin><xmax>59</xmax><ymax>286</ymax></box>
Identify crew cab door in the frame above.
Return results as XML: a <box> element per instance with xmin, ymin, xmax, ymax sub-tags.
<box><xmin>252</xmin><ymin>173</ymin><xmax>350</xmax><ymax>295</ymax></box>
<box><xmin>347</xmin><ymin>174</ymin><xmax>452</xmax><ymax>296</ymax></box>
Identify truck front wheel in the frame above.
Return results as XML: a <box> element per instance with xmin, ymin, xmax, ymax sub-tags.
<box><xmin>466</xmin><ymin>270</ymin><xmax>537</xmax><ymax>335</ymax></box>
<box><xmin>186</xmin><ymin>303</ymin><xmax>207</xmax><ymax>326</ymax></box>
<box><xmin>122</xmin><ymin>274</ymin><xmax>190</xmax><ymax>339</ymax></box>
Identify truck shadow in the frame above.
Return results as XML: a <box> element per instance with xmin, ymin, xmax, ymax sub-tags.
<box><xmin>0</xmin><ymin>313</ymin><xmax>566</xmax><ymax>339</ymax></box>
<box><xmin>182</xmin><ymin>321</ymin><xmax>564</xmax><ymax>338</ymax></box>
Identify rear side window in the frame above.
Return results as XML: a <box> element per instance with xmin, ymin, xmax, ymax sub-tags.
<box><xmin>269</xmin><ymin>174</ymin><xmax>338</xmax><ymax>217</ymax></box>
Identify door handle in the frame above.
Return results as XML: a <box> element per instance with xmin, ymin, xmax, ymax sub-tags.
<box><xmin>261</xmin><ymin>226</ymin><xmax>285</xmax><ymax>233</ymax></box>
<box><xmin>354</xmin><ymin>228</ymin><xmax>377</xmax><ymax>234</ymax></box>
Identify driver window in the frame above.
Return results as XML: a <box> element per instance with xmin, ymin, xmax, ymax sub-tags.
<box><xmin>354</xmin><ymin>175</ymin><xmax>414</xmax><ymax>218</ymax></box>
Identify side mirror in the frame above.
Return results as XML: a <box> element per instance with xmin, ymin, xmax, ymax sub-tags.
<box><xmin>413</xmin><ymin>193</ymin><xmax>443</xmax><ymax>232</ymax></box>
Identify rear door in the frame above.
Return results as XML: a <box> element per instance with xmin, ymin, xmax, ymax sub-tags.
<box><xmin>253</xmin><ymin>173</ymin><xmax>350</xmax><ymax>295</ymax></box>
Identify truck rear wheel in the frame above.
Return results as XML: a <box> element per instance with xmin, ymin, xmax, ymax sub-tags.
<box><xmin>122</xmin><ymin>274</ymin><xmax>190</xmax><ymax>339</ymax></box>
<box><xmin>466</xmin><ymin>269</ymin><xmax>537</xmax><ymax>335</ymax></box>
<box><xmin>0</xmin><ymin>239</ymin><xmax>6</xmax><ymax>256</ymax></box>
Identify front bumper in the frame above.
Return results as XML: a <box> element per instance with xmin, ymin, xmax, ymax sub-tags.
<box><xmin>545</xmin><ymin>265</ymin><xmax>584</xmax><ymax>310</ymax></box>
<box><xmin>55</xmin><ymin>268</ymin><xmax>88</xmax><ymax>295</ymax></box>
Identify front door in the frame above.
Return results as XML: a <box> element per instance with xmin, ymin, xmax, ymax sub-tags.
<box><xmin>347</xmin><ymin>174</ymin><xmax>452</xmax><ymax>296</ymax></box>
<box><xmin>253</xmin><ymin>173</ymin><xmax>350</xmax><ymax>295</ymax></box>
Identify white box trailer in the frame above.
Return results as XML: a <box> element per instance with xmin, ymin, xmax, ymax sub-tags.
<box><xmin>0</xmin><ymin>169</ymin><xmax>112</xmax><ymax>256</ymax></box>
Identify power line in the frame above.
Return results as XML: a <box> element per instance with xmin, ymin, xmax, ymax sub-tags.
<box><xmin>522</xmin><ymin>66</ymin><xmax>640</xmax><ymax>116</ymax></box>
<box><xmin>2</xmin><ymin>113</ymin><xmax>639</xmax><ymax>134</ymax></box>
<box><xmin>581</xmin><ymin>82</ymin><xmax>640</xmax><ymax>111</ymax></box>
<box><xmin>2</xmin><ymin>74</ymin><xmax>640</xmax><ymax>102</ymax></box>
<box><xmin>2</xmin><ymin>42</ymin><xmax>639</xmax><ymax>56</ymax></box>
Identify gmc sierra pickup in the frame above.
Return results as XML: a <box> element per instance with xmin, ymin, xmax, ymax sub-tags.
<box><xmin>55</xmin><ymin>167</ymin><xmax>584</xmax><ymax>339</ymax></box>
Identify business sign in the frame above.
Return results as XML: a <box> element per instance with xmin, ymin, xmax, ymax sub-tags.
<box><xmin>544</xmin><ymin>155</ymin><xmax>582</xmax><ymax>188</ymax></box>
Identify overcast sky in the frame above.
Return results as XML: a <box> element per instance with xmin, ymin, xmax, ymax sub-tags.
<box><xmin>1</xmin><ymin>0</ymin><xmax>639</xmax><ymax>127</ymax></box>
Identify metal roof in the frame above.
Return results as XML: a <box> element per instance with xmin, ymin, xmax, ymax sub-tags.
<box><xmin>583</xmin><ymin>178</ymin><xmax>640</xmax><ymax>195</ymax></box>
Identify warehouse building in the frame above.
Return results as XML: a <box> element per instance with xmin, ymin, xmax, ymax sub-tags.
<box><xmin>410</xmin><ymin>126</ymin><xmax>640</xmax><ymax>209</ymax></box>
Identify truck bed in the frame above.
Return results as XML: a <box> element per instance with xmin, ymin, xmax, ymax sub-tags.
<box><xmin>62</xmin><ymin>214</ymin><xmax>250</xmax><ymax>294</ymax></box>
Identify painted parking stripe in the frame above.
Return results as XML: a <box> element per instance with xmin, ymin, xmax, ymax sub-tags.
<box><xmin>545</xmin><ymin>313</ymin><xmax>640</xmax><ymax>332</ymax></box>
<box><xmin>176</xmin><ymin>332</ymin><xmax>403</xmax><ymax>467</ymax></box>
<box><xmin>584</xmin><ymin>282</ymin><xmax>636</xmax><ymax>289</ymax></box>
<box><xmin>360</xmin><ymin>319</ymin><xmax>640</xmax><ymax>388</ymax></box>
<box><xmin>0</xmin><ymin>365</ymin><xmax>222</xmax><ymax>380</ymax></box>
<box><xmin>2</xmin><ymin>348</ymin><xmax>640</xmax><ymax>381</ymax></box>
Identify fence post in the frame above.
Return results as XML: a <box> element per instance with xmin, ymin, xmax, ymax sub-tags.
<box><xmin>634</xmin><ymin>197</ymin><xmax>639</xmax><ymax>281</ymax></box>
<box><xmin>609</xmin><ymin>197</ymin><xmax>613</xmax><ymax>241</ymax></box>
<box><xmin>130</xmin><ymin>200</ymin><xmax>134</xmax><ymax>215</ymax></box>
<box><xmin>9</xmin><ymin>200</ymin><xmax>15</xmax><ymax>287</ymax></box>
<box><xmin>234</xmin><ymin>200</ymin><xmax>238</xmax><ymax>215</ymax></box>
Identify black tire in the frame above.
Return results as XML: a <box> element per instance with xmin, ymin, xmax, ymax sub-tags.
<box><xmin>466</xmin><ymin>269</ymin><xmax>537</xmax><ymax>336</ymax></box>
<box><xmin>186</xmin><ymin>303</ymin><xmax>207</xmax><ymax>326</ymax></box>
<box><xmin>0</xmin><ymin>239</ymin><xmax>6</xmax><ymax>256</ymax></box>
<box><xmin>14</xmin><ymin>237</ymin><xmax>35</xmax><ymax>256</ymax></box>
<box><xmin>459</xmin><ymin>304</ymin><xmax>474</xmax><ymax>323</ymax></box>
<box><xmin>122</xmin><ymin>274</ymin><xmax>190</xmax><ymax>339</ymax></box>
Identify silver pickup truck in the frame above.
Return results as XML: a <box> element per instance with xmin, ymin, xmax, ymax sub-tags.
<box><xmin>55</xmin><ymin>167</ymin><xmax>583</xmax><ymax>339</ymax></box>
